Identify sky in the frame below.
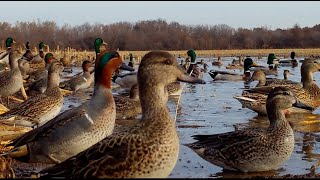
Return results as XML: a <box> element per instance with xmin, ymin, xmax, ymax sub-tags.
<box><xmin>0</xmin><ymin>1</ymin><xmax>319</xmax><ymax>30</ymax></box>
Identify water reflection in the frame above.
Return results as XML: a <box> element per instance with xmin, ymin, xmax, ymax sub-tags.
<box><xmin>170</xmin><ymin>57</ymin><xmax>320</xmax><ymax>178</ymax></box>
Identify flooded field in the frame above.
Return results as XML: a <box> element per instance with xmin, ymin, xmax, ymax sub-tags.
<box><xmin>6</xmin><ymin>56</ymin><xmax>320</xmax><ymax>178</ymax></box>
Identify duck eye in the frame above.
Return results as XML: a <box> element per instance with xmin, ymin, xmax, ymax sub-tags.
<box><xmin>164</xmin><ymin>59</ymin><xmax>172</xmax><ymax>65</ymax></box>
<box><xmin>314</xmin><ymin>61</ymin><xmax>318</xmax><ymax>63</ymax></box>
<box><xmin>283</xmin><ymin>91</ymin><xmax>290</xmax><ymax>95</ymax></box>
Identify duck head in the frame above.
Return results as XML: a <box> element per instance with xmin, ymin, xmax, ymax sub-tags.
<box><xmin>25</xmin><ymin>42</ymin><xmax>30</xmax><ymax>50</ymax></box>
<box><xmin>243</xmin><ymin>57</ymin><xmax>256</xmax><ymax>71</ymax></box>
<box><xmin>138</xmin><ymin>51</ymin><xmax>206</xmax><ymax>88</ymax></box>
<box><xmin>5</xmin><ymin>37</ymin><xmax>16</xmax><ymax>49</ymax></box>
<box><xmin>45</xmin><ymin>53</ymin><xmax>57</xmax><ymax>64</ymax></box>
<box><xmin>94</xmin><ymin>50</ymin><xmax>125</xmax><ymax>89</ymax></box>
<box><xmin>267</xmin><ymin>87</ymin><xmax>314</xmax><ymax>118</ymax></box>
<box><xmin>49</xmin><ymin>60</ymin><xmax>64</xmax><ymax>74</ymax></box>
<box><xmin>94</xmin><ymin>38</ymin><xmax>108</xmax><ymax>55</ymax></box>
<box><xmin>39</xmin><ymin>42</ymin><xmax>47</xmax><ymax>50</ymax></box>
<box><xmin>283</xmin><ymin>70</ymin><xmax>294</xmax><ymax>80</ymax></box>
<box><xmin>187</xmin><ymin>50</ymin><xmax>196</xmax><ymax>64</ymax></box>
<box><xmin>82</xmin><ymin>60</ymin><xmax>94</xmax><ymax>73</ymax></box>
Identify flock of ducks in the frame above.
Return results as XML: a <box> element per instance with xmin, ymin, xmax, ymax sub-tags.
<box><xmin>0</xmin><ymin>36</ymin><xmax>318</xmax><ymax>178</ymax></box>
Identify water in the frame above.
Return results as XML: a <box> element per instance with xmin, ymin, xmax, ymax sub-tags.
<box><xmin>167</xmin><ymin>57</ymin><xmax>320</xmax><ymax>178</ymax></box>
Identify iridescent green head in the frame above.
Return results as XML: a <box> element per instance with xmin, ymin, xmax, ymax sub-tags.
<box><xmin>5</xmin><ymin>37</ymin><xmax>15</xmax><ymax>48</ymax></box>
<box><xmin>187</xmin><ymin>50</ymin><xmax>196</xmax><ymax>63</ymax></box>
<box><xmin>45</xmin><ymin>53</ymin><xmax>55</xmax><ymax>64</ymax></box>
<box><xmin>39</xmin><ymin>42</ymin><xmax>45</xmax><ymax>50</ymax></box>
<box><xmin>94</xmin><ymin>38</ymin><xmax>108</xmax><ymax>54</ymax></box>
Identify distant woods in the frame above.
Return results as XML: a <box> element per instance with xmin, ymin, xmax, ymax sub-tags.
<box><xmin>1</xmin><ymin>19</ymin><xmax>320</xmax><ymax>51</ymax></box>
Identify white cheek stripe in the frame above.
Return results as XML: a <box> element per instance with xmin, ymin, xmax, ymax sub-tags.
<box><xmin>85</xmin><ymin>112</ymin><xmax>94</xmax><ymax>124</ymax></box>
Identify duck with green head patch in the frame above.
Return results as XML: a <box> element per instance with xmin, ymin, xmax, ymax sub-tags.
<box><xmin>39</xmin><ymin>51</ymin><xmax>206</xmax><ymax>178</ymax></box>
<box><xmin>3</xmin><ymin>39</ymin><xmax>135</xmax><ymax>164</ymax></box>
<box><xmin>0</xmin><ymin>37</ymin><xmax>17</xmax><ymax>67</ymax></box>
<box><xmin>30</xmin><ymin>42</ymin><xmax>47</xmax><ymax>64</ymax></box>
<box><xmin>208</xmin><ymin>57</ymin><xmax>259</xmax><ymax>81</ymax></box>
<box><xmin>186</xmin><ymin>49</ymin><xmax>202</xmax><ymax>78</ymax></box>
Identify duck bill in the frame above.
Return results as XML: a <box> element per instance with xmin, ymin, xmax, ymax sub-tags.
<box><xmin>119</xmin><ymin>63</ymin><xmax>135</xmax><ymax>71</ymax></box>
<box><xmin>251</xmin><ymin>62</ymin><xmax>260</xmax><ymax>67</ymax></box>
<box><xmin>178</xmin><ymin>73</ymin><xmax>206</xmax><ymax>84</ymax></box>
<box><xmin>293</xmin><ymin>100</ymin><xmax>314</xmax><ymax>111</ymax></box>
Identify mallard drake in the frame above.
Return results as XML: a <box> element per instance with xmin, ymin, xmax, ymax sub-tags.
<box><xmin>0</xmin><ymin>50</ymin><xmax>24</xmax><ymax>105</ymax></box>
<box><xmin>0</xmin><ymin>60</ymin><xmax>64</xmax><ymax>127</ymax></box>
<box><xmin>246</xmin><ymin>69</ymin><xmax>299</xmax><ymax>88</ymax></box>
<box><xmin>3</xmin><ymin>38</ymin><xmax>134</xmax><ymax>164</ymax></box>
<box><xmin>30</xmin><ymin>42</ymin><xmax>47</xmax><ymax>64</ymax></box>
<box><xmin>59</xmin><ymin>60</ymin><xmax>94</xmax><ymax>92</ymax></box>
<box><xmin>235</xmin><ymin>59</ymin><xmax>320</xmax><ymax>115</ymax></box>
<box><xmin>21</xmin><ymin>42</ymin><xmax>34</xmax><ymax>61</ymax></box>
<box><xmin>0</xmin><ymin>37</ymin><xmax>16</xmax><ymax>67</ymax></box>
<box><xmin>39</xmin><ymin>50</ymin><xmax>206</xmax><ymax>178</ymax></box>
<box><xmin>208</xmin><ymin>57</ymin><xmax>257</xmax><ymax>81</ymax></box>
<box><xmin>185</xmin><ymin>87</ymin><xmax>310</xmax><ymax>172</ymax></box>
<box><xmin>27</xmin><ymin>53</ymin><xmax>58</xmax><ymax>94</ymax></box>
<box><xmin>114</xmin><ymin>84</ymin><xmax>141</xmax><ymax>120</ymax></box>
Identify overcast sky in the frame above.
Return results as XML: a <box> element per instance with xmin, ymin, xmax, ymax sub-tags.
<box><xmin>0</xmin><ymin>1</ymin><xmax>319</xmax><ymax>30</ymax></box>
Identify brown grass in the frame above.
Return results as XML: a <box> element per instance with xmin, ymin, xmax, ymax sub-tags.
<box><xmin>3</xmin><ymin>48</ymin><xmax>320</xmax><ymax>65</ymax></box>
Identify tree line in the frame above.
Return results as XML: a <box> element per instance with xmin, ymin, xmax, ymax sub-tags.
<box><xmin>1</xmin><ymin>19</ymin><xmax>320</xmax><ymax>51</ymax></box>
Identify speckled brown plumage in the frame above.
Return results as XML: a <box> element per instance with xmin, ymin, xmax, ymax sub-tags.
<box><xmin>186</xmin><ymin>87</ymin><xmax>299</xmax><ymax>172</ymax></box>
<box><xmin>235</xmin><ymin>60</ymin><xmax>320</xmax><ymax>115</ymax></box>
<box><xmin>0</xmin><ymin>61</ymin><xmax>64</xmax><ymax>127</ymax></box>
<box><xmin>39</xmin><ymin>50</ymin><xmax>206</xmax><ymax>178</ymax></box>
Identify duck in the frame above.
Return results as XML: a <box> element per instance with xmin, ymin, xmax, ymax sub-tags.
<box><xmin>167</xmin><ymin>81</ymin><xmax>182</xmax><ymax>96</ymax></box>
<box><xmin>30</xmin><ymin>42</ymin><xmax>47</xmax><ymax>64</ymax></box>
<box><xmin>0</xmin><ymin>37</ymin><xmax>16</xmax><ymax>67</ymax></box>
<box><xmin>3</xmin><ymin>38</ymin><xmax>134</xmax><ymax>164</ymax></box>
<box><xmin>59</xmin><ymin>60</ymin><xmax>94</xmax><ymax>92</ymax></box>
<box><xmin>26</xmin><ymin>53</ymin><xmax>58</xmax><ymax>94</ymax></box>
<box><xmin>185</xmin><ymin>87</ymin><xmax>310</xmax><ymax>172</ymax></box>
<box><xmin>112</xmin><ymin>71</ymin><xmax>137</xmax><ymax>89</ymax></box>
<box><xmin>21</xmin><ymin>42</ymin><xmax>34</xmax><ymax>61</ymax></box>
<box><xmin>246</xmin><ymin>69</ymin><xmax>299</xmax><ymax>88</ymax></box>
<box><xmin>38</xmin><ymin>51</ymin><xmax>206</xmax><ymax>178</ymax></box>
<box><xmin>0</xmin><ymin>50</ymin><xmax>24</xmax><ymax>106</ymax></box>
<box><xmin>208</xmin><ymin>57</ymin><xmax>257</xmax><ymax>81</ymax></box>
<box><xmin>212</xmin><ymin>57</ymin><xmax>223</xmax><ymax>66</ymax></box>
<box><xmin>225</xmin><ymin>56</ymin><xmax>243</xmax><ymax>69</ymax></box>
<box><xmin>234</xmin><ymin>59</ymin><xmax>320</xmax><ymax>115</ymax></box>
<box><xmin>114</xmin><ymin>84</ymin><xmax>141</xmax><ymax>120</ymax></box>
<box><xmin>18</xmin><ymin>58</ymin><xmax>30</xmax><ymax>79</ymax></box>
<box><xmin>0</xmin><ymin>60</ymin><xmax>64</xmax><ymax>128</ymax></box>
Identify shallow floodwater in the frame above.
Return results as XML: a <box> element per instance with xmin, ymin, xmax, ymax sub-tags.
<box><xmin>168</xmin><ymin>56</ymin><xmax>320</xmax><ymax>178</ymax></box>
<box><xmin>10</xmin><ymin>56</ymin><xmax>320</xmax><ymax>178</ymax></box>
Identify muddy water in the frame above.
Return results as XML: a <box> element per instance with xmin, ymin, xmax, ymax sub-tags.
<box><xmin>10</xmin><ymin>57</ymin><xmax>320</xmax><ymax>178</ymax></box>
<box><xmin>168</xmin><ymin>57</ymin><xmax>320</xmax><ymax>178</ymax></box>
